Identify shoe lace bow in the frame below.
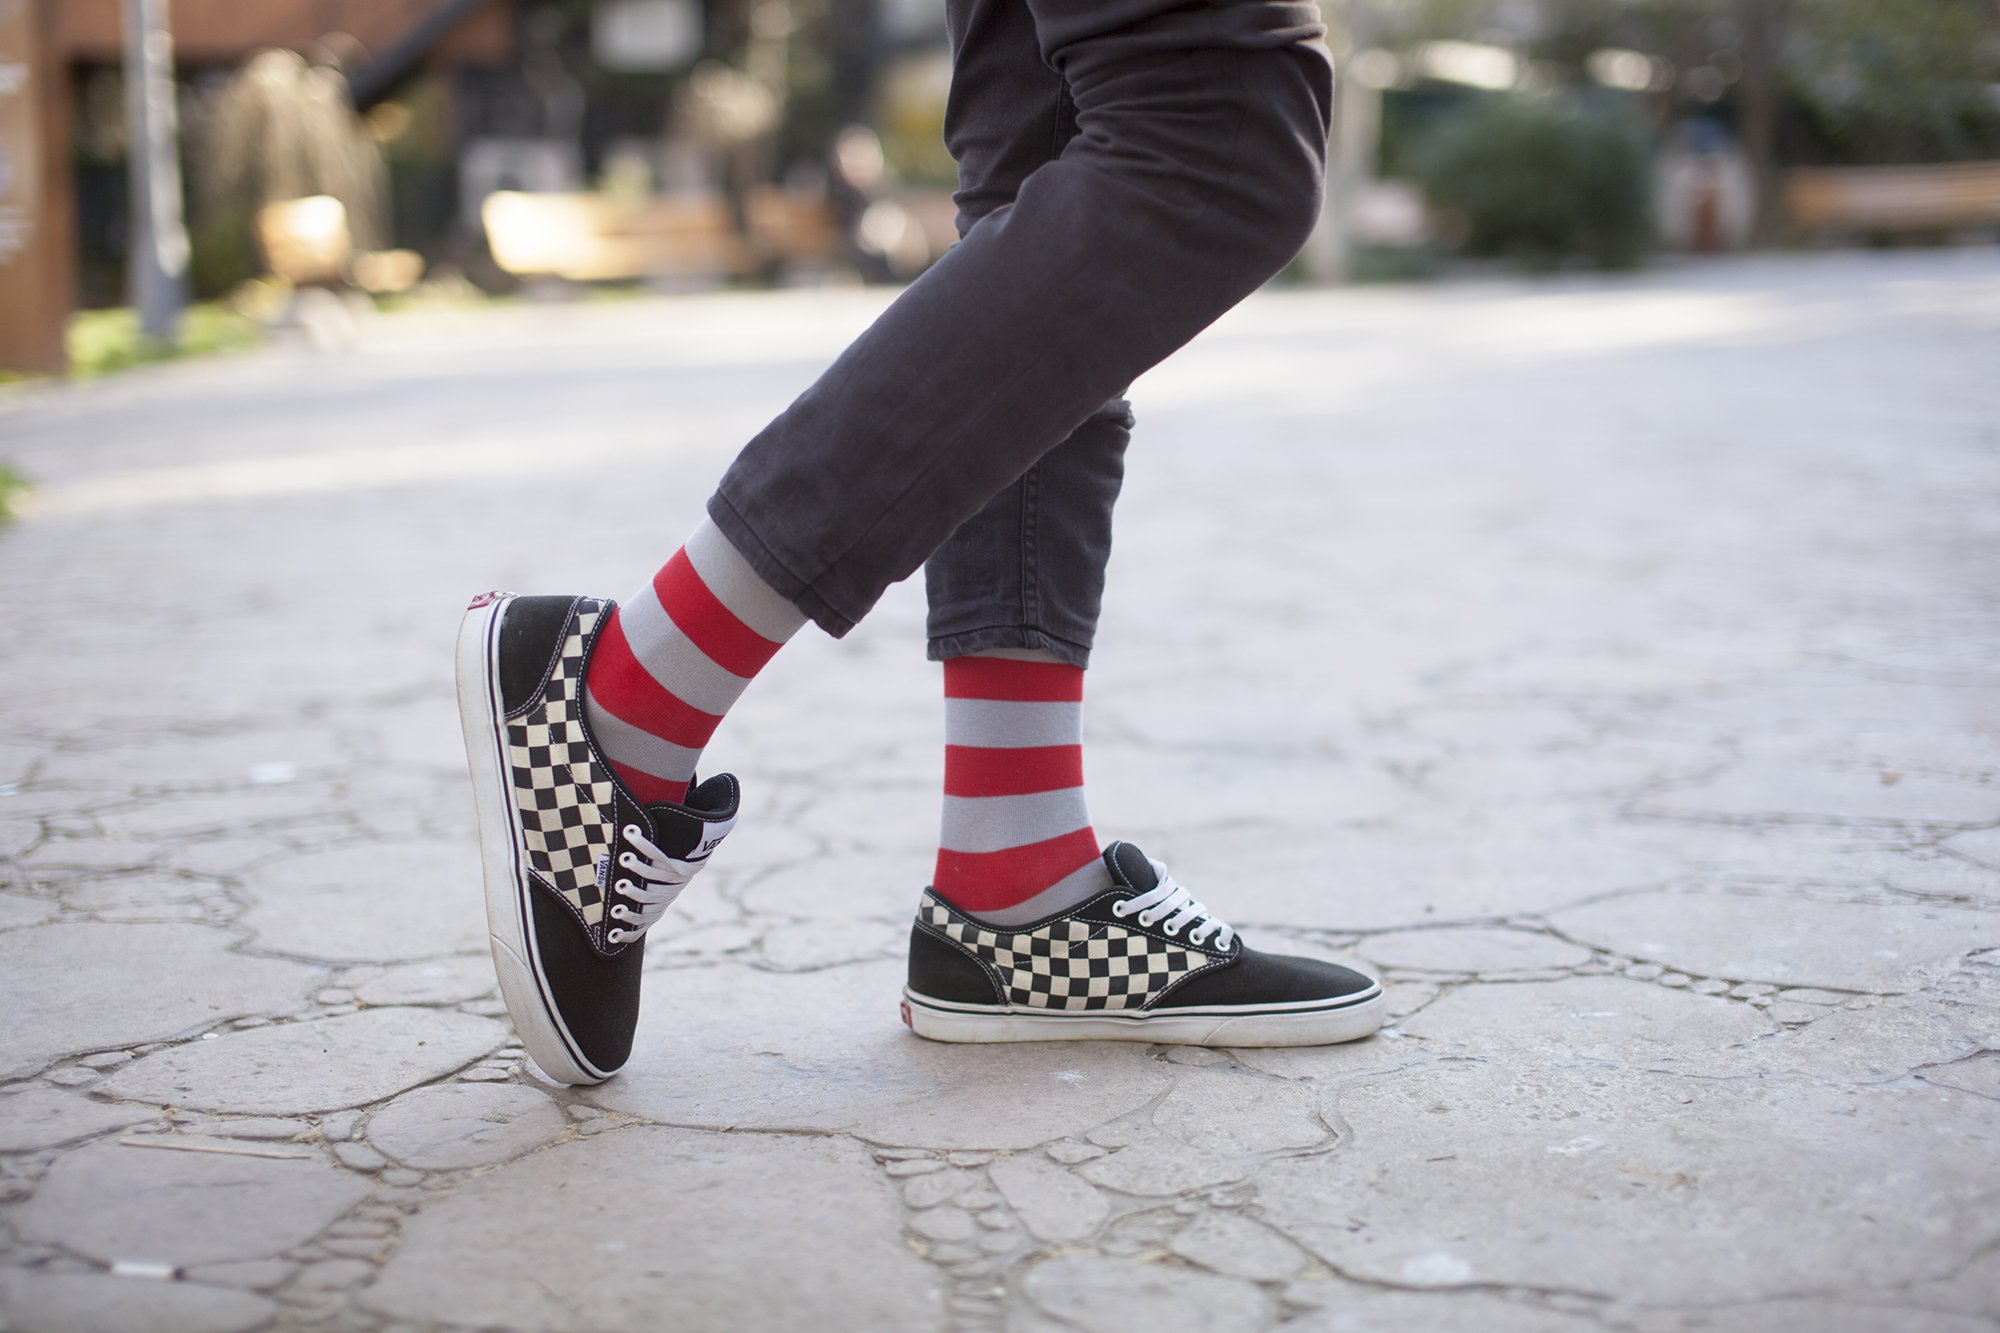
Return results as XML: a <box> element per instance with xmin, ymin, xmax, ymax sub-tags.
<box><xmin>1109</xmin><ymin>858</ymin><xmax>1235</xmax><ymax>949</ymax></box>
<box><xmin>604</xmin><ymin>823</ymin><xmax>705</xmax><ymax>945</ymax></box>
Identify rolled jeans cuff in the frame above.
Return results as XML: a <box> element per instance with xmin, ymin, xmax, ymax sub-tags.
<box><xmin>705</xmin><ymin>491</ymin><xmax>860</xmax><ymax>638</ymax></box>
<box><xmin>927</xmin><ymin>625</ymin><xmax>1094</xmax><ymax>668</ymax></box>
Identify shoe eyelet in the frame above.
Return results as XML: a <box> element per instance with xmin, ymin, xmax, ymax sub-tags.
<box><xmin>623</xmin><ymin>825</ymin><xmax>641</xmax><ymax>840</ymax></box>
<box><xmin>615</xmin><ymin>879</ymin><xmax>635</xmax><ymax>894</ymax></box>
<box><xmin>606</xmin><ymin>927</ymin><xmax>628</xmax><ymax>944</ymax></box>
<box><xmin>1162</xmin><ymin>923</ymin><xmax>1181</xmax><ymax>936</ymax></box>
<box><xmin>1110</xmin><ymin>901</ymin><xmax>1131</xmax><ymax>917</ymax></box>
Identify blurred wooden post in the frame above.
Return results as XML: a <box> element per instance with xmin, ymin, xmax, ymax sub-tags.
<box><xmin>0</xmin><ymin>0</ymin><xmax>74</xmax><ymax>375</ymax></box>
<box><xmin>122</xmin><ymin>0</ymin><xmax>187</xmax><ymax>340</ymax></box>
<box><xmin>1738</xmin><ymin>0</ymin><xmax>1787</xmax><ymax>247</ymax></box>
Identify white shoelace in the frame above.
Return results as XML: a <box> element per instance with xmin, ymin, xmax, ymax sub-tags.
<box><xmin>604</xmin><ymin>824</ymin><xmax>706</xmax><ymax>946</ymax></box>
<box><xmin>1109</xmin><ymin>858</ymin><xmax>1235</xmax><ymax>949</ymax></box>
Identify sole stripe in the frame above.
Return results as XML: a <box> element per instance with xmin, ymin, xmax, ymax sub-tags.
<box><xmin>901</xmin><ymin>984</ymin><xmax>1386</xmax><ymax>1047</ymax></box>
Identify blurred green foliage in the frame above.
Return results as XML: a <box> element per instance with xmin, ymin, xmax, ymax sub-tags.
<box><xmin>66</xmin><ymin>305</ymin><xmax>262</xmax><ymax>380</ymax></box>
<box><xmin>0</xmin><ymin>465</ymin><xmax>27</xmax><ymax>525</ymax></box>
<box><xmin>1412</xmin><ymin>94</ymin><xmax>1655</xmax><ymax>269</ymax></box>
<box><xmin>1783</xmin><ymin>0</ymin><xmax>2000</xmax><ymax>163</ymax></box>
<box><xmin>1374</xmin><ymin>0</ymin><xmax>2000</xmax><ymax>165</ymax></box>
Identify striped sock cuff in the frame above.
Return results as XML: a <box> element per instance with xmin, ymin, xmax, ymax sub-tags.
<box><xmin>943</xmin><ymin>655</ymin><xmax>1085</xmax><ymax>703</ymax></box>
<box><xmin>934</xmin><ymin>653</ymin><xmax>1110</xmax><ymax>918</ymax></box>
<box><xmin>682</xmin><ymin>519</ymin><xmax>809</xmax><ymax>643</ymax></box>
<box><xmin>582</xmin><ymin>521</ymin><xmax>803</xmax><ymax>804</ymax></box>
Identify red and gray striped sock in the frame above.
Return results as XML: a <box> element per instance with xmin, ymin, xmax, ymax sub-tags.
<box><xmin>582</xmin><ymin>520</ymin><xmax>805</xmax><ymax>806</ymax></box>
<box><xmin>934</xmin><ymin>652</ymin><xmax>1115</xmax><ymax>925</ymax></box>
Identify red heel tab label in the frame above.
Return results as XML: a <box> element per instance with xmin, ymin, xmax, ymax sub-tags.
<box><xmin>467</xmin><ymin>590</ymin><xmax>504</xmax><ymax>610</ymax></box>
<box><xmin>900</xmin><ymin>999</ymin><xmax>913</xmax><ymax>1030</ymax></box>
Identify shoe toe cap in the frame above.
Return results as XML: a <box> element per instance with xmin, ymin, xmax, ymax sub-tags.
<box><xmin>1164</xmin><ymin>945</ymin><xmax>1378</xmax><ymax>1009</ymax></box>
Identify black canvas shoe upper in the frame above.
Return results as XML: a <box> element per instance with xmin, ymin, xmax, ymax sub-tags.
<box><xmin>909</xmin><ymin>840</ymin><xmax>1376</xmax><ymax>1014</ymax></box>
<box><xmin>492</xmin><ymin>595</ymin><xmax>739</xmax><ymax>1071</ymax></box>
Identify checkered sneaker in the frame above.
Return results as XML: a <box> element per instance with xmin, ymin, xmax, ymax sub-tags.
<box><xmin>506</xmin><ymin>603</ymin><xmax>616</xmax><ymax>926</ymax></box>
<box><xmin>920</xmin><ymin>895</ymin><xmax>1212</xmax><ymax>1012</ymax></box>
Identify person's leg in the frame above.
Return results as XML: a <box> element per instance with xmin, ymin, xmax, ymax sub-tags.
<box><xmin>709</xmin><ymin>0</ymin><xmax>1334</xmax><ymax>637</ymax></box>
<box><xmin>467</xmin><ymin>0</ymin><xmax>1350</xmax><ymax>1081</ymax></box>
<box><xmin>584</xmin><ymin>0</ymin><xmax>1330</xmax><ymax>841</ymax></box>
<box><xmin>925</xmin><ymin>0</ymin><xmax>1133</xmax><ymax>672</ymax></box>
<box><xmin>894</xmin><ymin>1</ymin><xmax>1382</xmax><ymax>1046</ymax></box>
<box><xmin>923</xmin><ymin>401</ymin><xmax>1131</xmax><ymax>667</ymax></box>
<box><xmin>924</xmin><ymin>0</ymin><xmax>1127</xmax><ymax>922</ymax></box>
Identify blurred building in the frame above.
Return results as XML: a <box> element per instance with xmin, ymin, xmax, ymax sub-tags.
<box><xmin>49</xmin><ymin>0</ymin><xmax>955</xmax><ymax>305</ymax></box>
<box><xmin>16</xmin><ymin>0</ymin><xmax>1990</xmax><ymax>352</ymax></box>
<box><xmin>55</xmin><ymin>0</ymin><xmax>517</xmax><ymax>302</ymax></box>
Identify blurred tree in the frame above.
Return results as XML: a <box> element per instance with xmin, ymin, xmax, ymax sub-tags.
<box><xmin>1412</xmin><ymin>92</ymin><xmax>1655</xmax><ymax>268</ymax></box>
<box><xmin>1781</xmin><ymin>0</ymin><xmax>2000</xmax><ymax>163</ymax></box>
<box><xmin>192</xmin><ymin>50</ymin><xmax>389</xmax><ymax>294</ymax></box>
<box><xmin>1348</xmin><ymin>0</ymin><xmax>1999</xmax><ymax>247</ymax></box>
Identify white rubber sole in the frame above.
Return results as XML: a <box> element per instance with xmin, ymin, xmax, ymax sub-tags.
<box><xmin>901</xmin><ymin>984</ymin><xmax>1386</xmax><ymax>1047</ymax></box>
<box><xmin>455</xmin><ymin>596</ymin><xmax>609</xmax><ymax>1086</ymax></box>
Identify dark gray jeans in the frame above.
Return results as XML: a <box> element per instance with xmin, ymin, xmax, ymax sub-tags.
<box><xmin>708</xmin><ymin>0</ymin><xmax>1332</xmax><ymax>666</ymax></box>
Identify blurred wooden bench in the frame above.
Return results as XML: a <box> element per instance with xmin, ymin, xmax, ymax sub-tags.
<box><xmin>746</xmin><ymin>188</ymin><xmax>844</xmax><ymax>267</ymax></box>
<box><xmin>253</xmin><ymin>195</ymin><xmax>425</xmax><ymax>292</ymax></box>
<box><xmin>1784</xmin><ymin>163</ymin><xmax>2000</xmax><ymax>236</ymax></box>
<box><xmin>481</xmin><ymin>188</ymin><xmax>839</xmax><ymax>282</ymax></box>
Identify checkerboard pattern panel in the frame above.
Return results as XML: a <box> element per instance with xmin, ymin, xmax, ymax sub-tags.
<box><xmin>507</xmin><ymin>604</ymin><xmax>616</xmax><ymax>926</ymax></box>
<box><xmin>921</xmin><ymin>897</ymin><xmax>1209</xmax><ymax>1011</ymax></box>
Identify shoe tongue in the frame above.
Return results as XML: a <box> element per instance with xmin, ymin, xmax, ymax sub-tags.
<box><xmin>642</xmin><ymin>774</ymin><xmax>740</xmax><ymax>860</ymax></box>
<box><xmin>1104</xmin><ymin>841</ymin><xmax>1158</xmax><ymax>892</ymax></box>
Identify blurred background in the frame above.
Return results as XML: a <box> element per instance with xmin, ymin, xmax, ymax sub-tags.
<box><xmin>0</xmin><ymin>0</ymin><xmax>1997</xmax><ymax>377</ymax></box>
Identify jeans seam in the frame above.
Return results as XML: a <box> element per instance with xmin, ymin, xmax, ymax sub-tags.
<box><xmin>1019</xmin><ymin>463</ymin><xmax>1041</xmax><ymax>631</ymax></box>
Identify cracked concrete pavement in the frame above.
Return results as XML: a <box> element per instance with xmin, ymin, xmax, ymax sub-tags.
<box><xmin>1</xmin><ymin>250</ymin><xmax>1998</xmax><ymax>1332</ymax></box>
